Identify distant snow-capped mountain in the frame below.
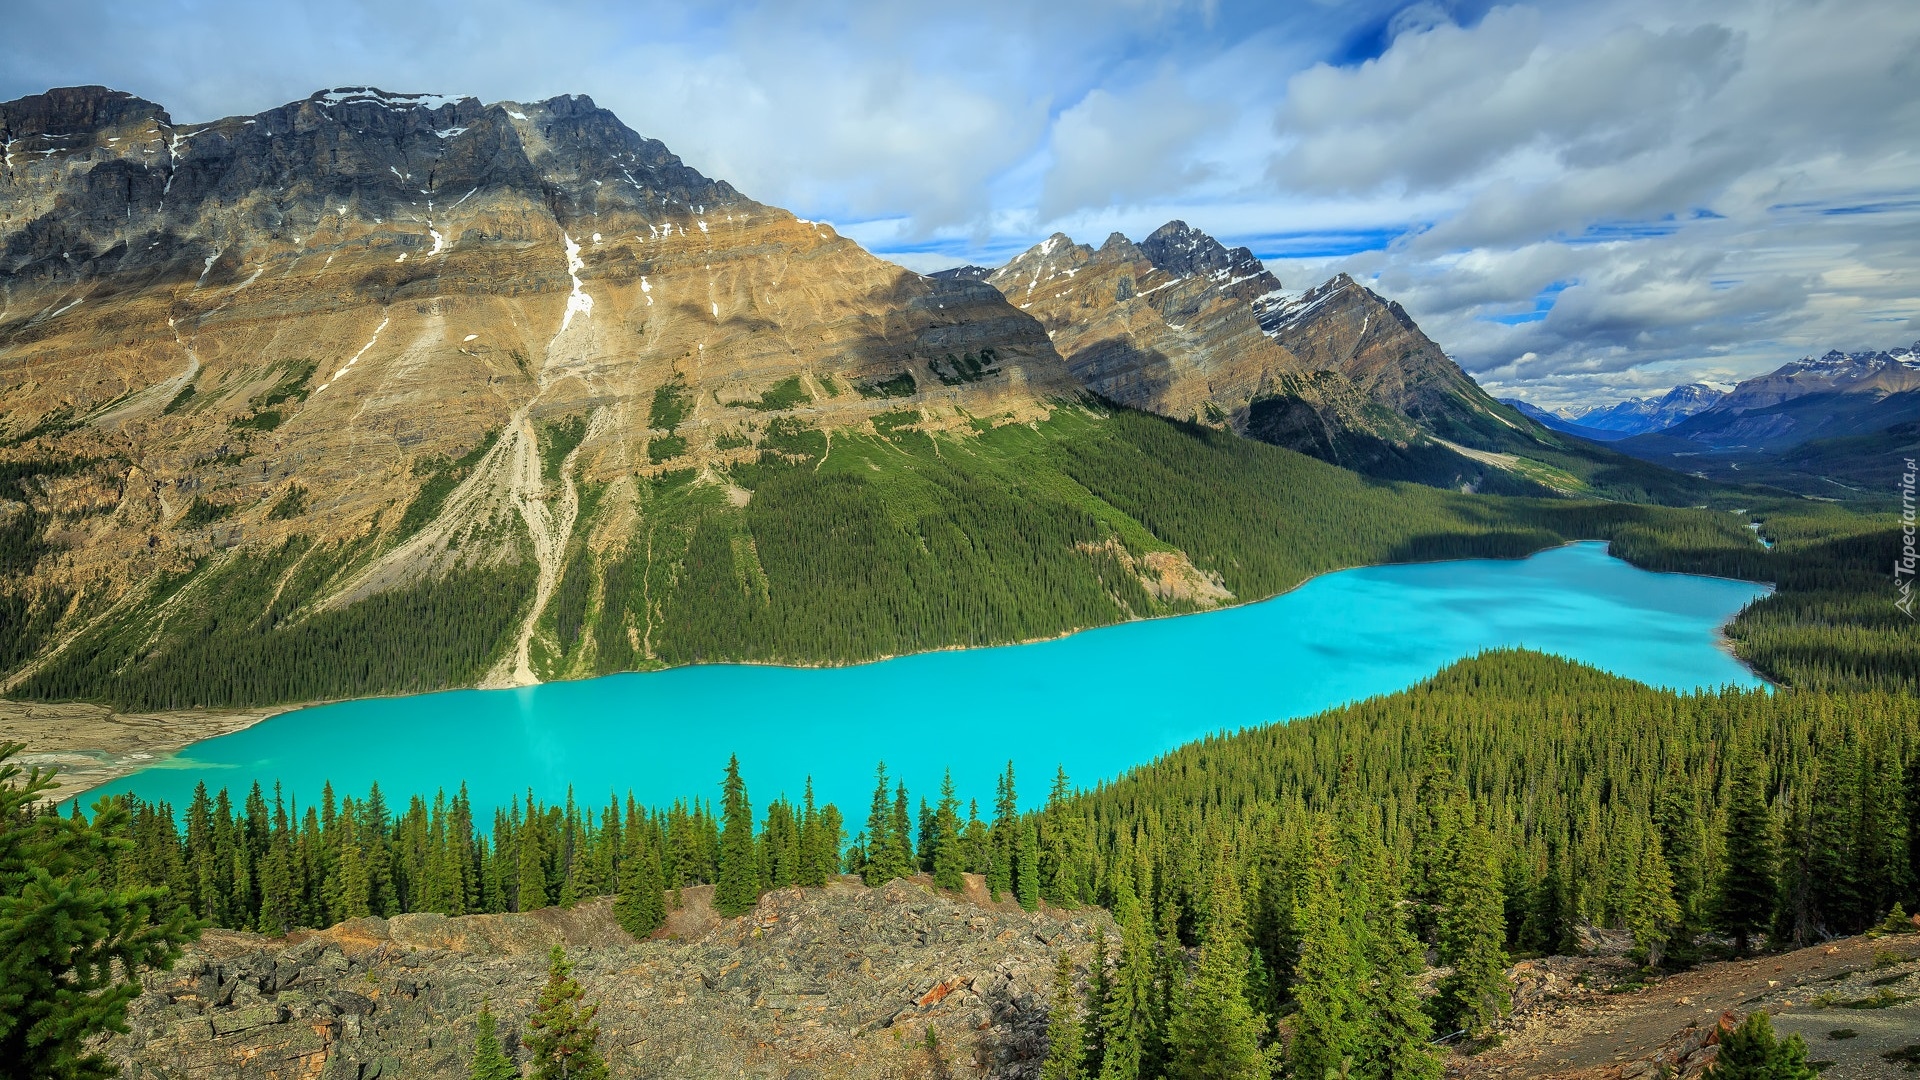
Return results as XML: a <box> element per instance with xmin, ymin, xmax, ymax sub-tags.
<box><xmin>1575</xmin><ymin>384</ymin><xmax>1725</xmax><ymax>436</ymax></box>
<box><xmin>1710</xmin><ymin>343</ymin><xmax>1920</xmax><ymax>414</ymax></box>
<box><xmin>1616</xmin><ymin>341</ymin><xmax>1920</xmax><ymax>456</ymax></box>
<box><xmin>1499</xmin><ymin>399</ymin><xmax>1630</xmax><ymax>441</ymax></box>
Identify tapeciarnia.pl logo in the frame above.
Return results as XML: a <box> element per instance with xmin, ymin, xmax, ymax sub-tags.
<box><xmin>1899</xmin><ymin>456</ymin><xmax>1916</xmax><ymax>618</ymax></box>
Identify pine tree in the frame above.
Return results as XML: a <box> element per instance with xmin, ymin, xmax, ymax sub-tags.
<box><xmin>1095</xmin><ymin>875</ymin><xmax>1150</xmax><ymax>1080</ymax></box>
<box><xmin>932</xmin><ymin>770</ymin><xmax>964</xmax><ymax>891</ymax></box>
<box><xmin>714</xmin><ymin>756</ymin><xmax>758</xmax><ymax>917</ymax></box>
<box><xmin>1290</xmin><ymin>825</ymin><xmax>1361</xmax><ymax>1080</ymax></box>
<box><xmin>0</xmin><ymin>746</ymin><xmax>201</xmax><ymax>1080</ymax></box>
<box><xmin>1165</xmin><ymin>859</ymin><xmax>1273</xmax><ymax>1080</ymax></box>
<box><xmin>1041</xmin><ymin>767</ymin><xmax>1085</xmax><ymax>908</ymax></box>
<box><xmin>1017</xmin><ymin>818</ymin><xmax>1041</xmax><ymax>912</ymax></box>
<box><xmin>525</xmin><ymin>946</ymin><xmax>609</xmax><ymax>1080</ymax></box>
<box><xmin>1717</xmin><ymin>753</ymin><xmax>1778</xmax><ymax>957</ymax></box>
<box><xmin>1432</xmin><ymin>807</ymin><xmax>1511</xmax><ymax>1039</ymax></box>
<box><xmin>1624</xmin><ymin>831</ymin><xmax>1680</xmax><ymax>967</ymax></box>
<box><xmin>989</xmin><ymin>762</ymin><xmax>1017</xmax><ymax>900</ymax></box>
<box><xmin>614</xmin><ymin>813</ymin><xmax>665</xmax><ymax>937</ymax></box>
<box><xmin>516</xmin><ymin>811</ymin><xmax>548</xmax><ymax>913</ymax></box>
<box><xmin>469</xmin><ymin>1002</ymin><xmax>518</xmax><ymax>1080</ymax></box>
<box><xmin>1704</xmin><ymin>1011</ymin><xmax>1818</xmax><ymax>1079</ymax></box>
<box><xmin>1040</xmin><ymin>949</ymin><xmax>1087</xmax><ymax>1080</ymax></box>
<box><xmin>863</xmin><ymin>763</ymin><xmax>900</xmax><ymax>885</ymax></box>
<box><xmin>1655</xmin><ymin>766</ymin><xmax>1707</xmax><ymax>964</ymax></box>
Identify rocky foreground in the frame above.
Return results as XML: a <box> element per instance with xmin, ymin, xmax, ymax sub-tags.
<box><xmin>107</xmin><ymin>876</ymin><xmax>1110</xmax><ymax>1079</ymax></box>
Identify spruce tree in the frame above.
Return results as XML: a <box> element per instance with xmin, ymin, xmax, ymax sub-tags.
<box><xmin>1343</xmin><ymin>809</ymin><xmax>1440</xmax><ymax>1080</ymax></box>
<box><xmin>1041</xmin><ymin>767</ymin><xmax>1086</xmax><ymax>908</ymax></box>
<box><xmin>1705</xmin><ymin>1011</ymin><xmax>1817</xmax><ymax>1079</ymax></box>
<box><xmin>1095</xmin><ymin>876</ymin><xmax>1151</xmax><ymax>1080</ymax></box>
<box><xmin>1040</xmin><ymin>949</ymin><xmax>1087</xmax><ymax>1080</ymax></box>
<box><xmin>1654</xmin><ymin>767</ymin><xmax>1707</xmax><ymax>964</ymax></box>
<box><xmin>1432</xmin><ymin>807</ymin><xmax>1511</xmax><ymax>1039</ymax></box>
<box><xmin>891</xmin><ymin>782</ymin><xmax>914</xmax><ymax>874</ymax></box>
<box><xmin>516</xmin><ymin>812</ymin><xmax>548</xmax><ymax>913</ymax></box>
<box><xmin>1717</xmin><ymin>753</ymin><xmax>1778</xmax><ymax>957</ymax></box>
<box><xmin>933</xmin><ymin>770</ymin><xmax>964</xmax><ymax>891</ymax></box>
<box><xmin>613</xmin><ymin>817</ymin><xmax>665</xmax><ymax>937</ymax></box>
<box><xmin>714</xmin><ymin>756</ymin><xmax>758</xmax><ymax>917</ymax></box>
<box><xmin>1165</xmin><ymin>860</ymin><xmax>1273</xmax><ymax>1080</ymax></box>
<box><xmin>863</xmin><ymin>764</ymin><xmax>899</xmax><ymax>885</ymax></box>
<box><xmin>989</xmin><ymin>762</ymin><xmax>1017</xmax><ymax>900</ymax></box>
<box><xmin>469</xmin><ymin>1002</ymin><xmax>518</xmax><ymax>1080</ymax></box>
<box><xmin>1289</xmin><ymin>825</ymin><xmax>1360</xmax><ymax>1080</ymax></box>
<box><xmin>1017</xmin><ymin>818</ymin><xmax>1041</xmax><ymax>912</ymax></box>
<box><xmin>798</xmin><ymin>778</ymin><xmax>828</xmax><ymax>888</ymax></box>
<box><xmin>0</xmin><ymin>748</ymin><xmax>201</xmax><ymax>1080</ymax></box>
<box><xmin>1084</xmin><ymin>931</ymin><xmax>1111</xmax><ymax>1076</ymax></box>
<box><xmin>525</xmin><ymin>946</ymin><xmax>609</xmax><ymax>1080</ymax></box>
<box><xmin>1624</xmin><ymin>831</ymin><xmax>1679</xmax><ymax>966</ymax></box>
<box><xmin>1528</xmin><ymin>834</ymin><xmax>1579</xmax><ymax>956</ymax></box>
<box><xmin>331</xmin><ymin>812</ymin><xmax>373</xmax><ymax>920</ymax></box>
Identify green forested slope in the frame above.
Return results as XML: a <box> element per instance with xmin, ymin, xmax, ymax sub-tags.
<box><xmin>5</xmin><ymin>401</ymin><xmax>1908</xmax><ymax>709</ymax></box>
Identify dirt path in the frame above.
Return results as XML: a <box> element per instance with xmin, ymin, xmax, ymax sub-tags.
<box><xmin>1458</xmin><ymin>933</ymin><xmax>1920</xmax><ymax>1078</ymax></box>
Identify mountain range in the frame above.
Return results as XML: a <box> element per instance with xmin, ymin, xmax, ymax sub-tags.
<box><xmin>1575</xmin><ymin>383</ymin><xmax>1725</xmax><ymax>436</ymax></box>
<box><xmin>0</xmin><ymin>84</ymin><xmax>1720</xmax><ymax>706</ymax></box>
<box><xmin>1608</xmin><ymin>343</ymin><xmax>1920</xmax><ymax>498</ymax></box>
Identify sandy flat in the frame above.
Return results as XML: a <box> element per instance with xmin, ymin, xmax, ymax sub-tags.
<box><xmin>0</xmin><ymin>699</ymin><xmax>290</xmax><ymax>804</ymax></box>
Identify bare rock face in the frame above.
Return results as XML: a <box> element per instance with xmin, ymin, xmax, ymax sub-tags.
<box><xmin>106</xmin><ymin>878</ymin><xmax>1111</xmax><ymax>1080</ymax></box>
<box><xmin>986</xmin><ymin>223</ymin><xmax>1292</xmax><ymax>425</ymax></box>
<box><xmin>1255</xmin><ymin>272</ymin><xmax>1518</xmax><ymax>449</ymax></box>
<box><xmin>0</xmin><ymin>85</ymin><xmax>1077</xmax><ymax>692</ymax></box>
<box><xmin>983</xmin><ymin>223</ymin><xmax>1526</xmax><ymax>481</ymax></box>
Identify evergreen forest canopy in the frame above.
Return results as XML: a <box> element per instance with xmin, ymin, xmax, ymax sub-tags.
<box><xmin>55</xmin><ymin>648</ymin><xmax>1920</xmax><ymax>1077</ymax></box>
<box><xmin>4</xmin><ymin>402</ymin><xmax>1913</xmax><ymax>710</ymax></box>
<box><xmin>5</xmin><ymin>395</ymin><xmax>1916</xmax><ymax>1079</ymax></box>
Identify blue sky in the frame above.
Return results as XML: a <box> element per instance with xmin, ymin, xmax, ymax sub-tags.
<box><xmin>4</xmin><ymin>0</ymin><xmax>1917</xmax><ymax>408</ymax></box>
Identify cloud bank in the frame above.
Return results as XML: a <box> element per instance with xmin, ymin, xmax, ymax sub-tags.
<box><xmin>3</xmin><ymin>0</ymin><xmax>1915</xmax><ymax>406</ymax></box>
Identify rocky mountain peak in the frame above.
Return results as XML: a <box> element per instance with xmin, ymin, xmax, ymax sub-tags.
<box><xmin>1714</xmin><ymin>340</ymin><xmax>1920</xmax><ymax>414</ymax></box>
<box><xmin>1138</xmin><ymin>219</ymin><xmax>1275</xmax><ymax>296</ymax></box>
<box><xmin>0</xmin><ymin>85</ymin><xmax>170</xmax><ymax>141</ymax></box>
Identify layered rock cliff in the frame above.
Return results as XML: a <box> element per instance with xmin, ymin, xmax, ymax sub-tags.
<box><xmin>0</xmin><ymin>85</ymin><xmax>1077</xmax><ymax>693</ymax></box>
<box><xmin>984</xmin><ymin>222</ymin><xmax>1555</xmax><ymax>486</ymax></box>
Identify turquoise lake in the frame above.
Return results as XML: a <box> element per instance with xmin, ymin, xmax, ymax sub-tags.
<box><xmin>90</xmin><ymin>542</ymin><xmax>1770</xmax><ymax>820</ymax></box>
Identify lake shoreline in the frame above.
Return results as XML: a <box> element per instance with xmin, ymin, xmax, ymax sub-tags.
<box><xmin>32</xmin><ymin>539</ymin><xmax>1774</xmax><ymax>806</ymax></box>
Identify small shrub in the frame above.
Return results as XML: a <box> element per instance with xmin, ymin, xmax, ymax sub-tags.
<box><xmin>647</xmin><ymin>434</ymin><xmax>687</xmax><ymax>464</ymax></box>
<box><xmin>178</xmin><ymin>496</ymin><xmax>236</xmax><ymax>528</ymax></box>
<box><xmin>1827</xmin><ymin>1029</ymin><xmax>1858</xmax><ymax>1040</ymax></box>
<box><xmin>267</xmin><ymin>485</ymin><xmax>307</xmax><ymax>520</ymax></box>
<box><xmin>853</xmin><ymin>371</ymin><xmax>916</xmax><ymax>399</ymax></box>
<box><xmin>231</xmin><ymin>409</ymin><xmax>283</xmax><ymax>431</ymax></box>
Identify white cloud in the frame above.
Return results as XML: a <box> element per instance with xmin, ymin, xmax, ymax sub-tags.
<box><xmin>3</xmin><ymin>0</ymin><xmax>1917</xmax><ymax>405</ymax></box>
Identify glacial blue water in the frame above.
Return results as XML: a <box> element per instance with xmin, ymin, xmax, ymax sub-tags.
<box><xmin>90</xmin><ymin>542</ymin><xmax>1769</xmax><ymax>820</ymax></box>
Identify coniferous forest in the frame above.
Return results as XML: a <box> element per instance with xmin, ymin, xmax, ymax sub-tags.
<box><xmin>23</xmin><ymin>643</ymin><xmax>1918</xmax><ymax>1077</ymax></box>
<box><xmin>4</xmin><ymin>403</ymin><xmax>1916</xmax><ymax>1080</ymax></box>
